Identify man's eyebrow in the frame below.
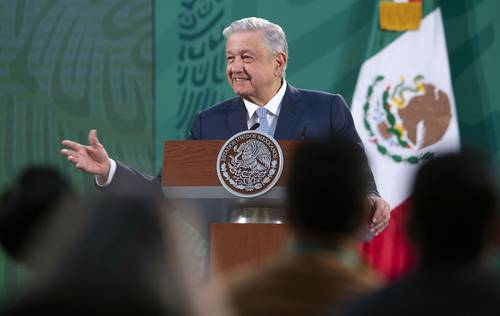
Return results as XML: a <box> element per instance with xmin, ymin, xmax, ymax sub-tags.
<box><xmin>226</xmin><ymin>49</ymin><xmax>255</xmax><ymax>55</ymax></box>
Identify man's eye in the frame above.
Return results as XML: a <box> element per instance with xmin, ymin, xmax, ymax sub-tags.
<box><xmin>227</xmin><ymin>56</ymin><xmax>234</xmax><ymax>62</ymax></box>
<box><xmin>242</xmin><ymin>56</ymin><xmax>253</xmax><ymax>62</ymax></box>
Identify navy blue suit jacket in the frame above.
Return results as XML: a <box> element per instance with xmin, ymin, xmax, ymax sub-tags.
<box><xmin>107</xmin><ymin>83</ymin><xmax>378</xmax><ymax>195</ymax></box>
<box><xmin>189</xmin><ymin>84</ymin><xmax>360</xmax><ymax>142</ymax></box>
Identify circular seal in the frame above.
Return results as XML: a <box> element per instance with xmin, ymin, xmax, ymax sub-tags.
<box><xmin>216</xmin><ymin>131</ymin><xmax>284</xmax><ymax>198</ymax></box>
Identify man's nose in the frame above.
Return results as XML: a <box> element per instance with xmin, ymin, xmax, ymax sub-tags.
<box><xmin>230</xmin><ymin>58</ymin><xmax>244</xmax><ymax>73</ymax></box>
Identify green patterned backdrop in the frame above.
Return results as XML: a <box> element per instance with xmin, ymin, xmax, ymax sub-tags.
<box><xmin>0</xmin><ymin>0</ymin><xmax>153</xmax><ymax>306</ymax></box>
<box><xmin>1</xmin><ymin>0</ymin><xmax>499</xmax><ymax>307</ymax></box>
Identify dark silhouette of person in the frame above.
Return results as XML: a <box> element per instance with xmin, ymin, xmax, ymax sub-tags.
<box><xmin>2</xmin><ymin>192</ymin><xmax>199</xmax><ymax>316</ymax></box>
<box><xmin>337</xmin><ymin>151</ymin><xmax>500</xmax><ymax>316</ymax></box>
<box><xmin>222</xmin><ymin>136</ymin><xmax>382</xmax><ymax>316</ymax></box>
<box><xmin>0</xmin><ymin>166</ymin><xmax>75</xmax><ymax>263</ymax></box>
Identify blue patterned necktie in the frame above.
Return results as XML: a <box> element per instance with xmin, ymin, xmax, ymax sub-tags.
<box><xmin>256</xmin><ymin>107</ymin><xmax>271</xmax><ymax>135</ymax></box>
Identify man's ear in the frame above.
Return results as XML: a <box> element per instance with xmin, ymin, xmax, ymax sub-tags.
<box><xmin>274</xmin><ymin>52</ymin><xmax>287</xmax><ymax>77</ymax></box>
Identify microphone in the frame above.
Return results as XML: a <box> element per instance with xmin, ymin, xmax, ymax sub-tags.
<box><xmin>300</xmin><ymin>126</ymin><xmax>308</xmax><ymax>141</ymax></box>
<box><xmin>249</xmin><ymin>122</ymin><xmax>260</xmax><ymax>131</ymax></box>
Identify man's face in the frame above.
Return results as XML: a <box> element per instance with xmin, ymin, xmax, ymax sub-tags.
<box><xmin>225</xmin><ymin>31</ymin><xmax>284</xmax><ymax>105</ymax></box>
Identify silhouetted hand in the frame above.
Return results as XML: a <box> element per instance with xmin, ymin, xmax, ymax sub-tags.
<box><xmin>61</xmin><ymin>129</ymin><xmax>111</xmax><ymax>182</ymax></box>
<box><xmin>368</xmin><ymin>195</ymin><xmax>391</xmax><ymax>236</ymax></box>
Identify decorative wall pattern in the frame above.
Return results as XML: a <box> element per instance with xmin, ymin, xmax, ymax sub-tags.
<box><xmin>0</xmin><ymin>0</ymin><xmax>153</xmax><ymax>303</ymax></box>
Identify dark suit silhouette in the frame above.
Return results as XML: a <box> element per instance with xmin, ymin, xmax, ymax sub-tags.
<box><xmin>338</xmin><ymin>264</ymin><xmax>500</xmax><ymax>316</ymax></box>
<box><xmin>190</xmin><ymin>84</ymin><xmax>359</xmax><ymax>141</ymax></box>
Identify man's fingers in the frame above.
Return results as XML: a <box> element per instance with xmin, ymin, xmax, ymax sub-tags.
<box><xmin>371</xmin><ymin>208</ymin><xmax>387</xmax><ymax>224</ymax></box>
<box><xmin>369</xmin><ymin>207</ymin><xmax>390</xmax><ymax>234</ymax></box>
<box><xmin>367</xmin><ymin>196</ymin><xmax>391</xmax><ymax>235</ymax></box>
<box><xmin>61</xmin><ymin>140</ymin><xmax>84</xmax><ymax>152</ymax></box>
<box><xmin>67</xmin><ymin>155</ymin><xmax>87</xmax><ymax>171</ymax></box>
<box><xmin>375</xmin><ymin>222</ymin><xmax>389</xmax><ymax>235</ymax></box>
<box><xmin>89</xmin><ymin>129</ymin><xmax>101</xmax><ymax>147</ymax></box>
<box><xmin>368</xmin><ymin>196</ymin><xmax>390</xmax><ymax>220</ymax></box>
<box><xmin>370</xmin><ymin>219</ymin><xmax>389</xmax><ymax>235</ymax></box>
<box><xmin>371</xmin><ymin>219</ymin><xmax>388</xmax><ymax>232</ymax></box>
<box><xmin>66</xmin><ymin>153</ymin><xmax>79</xmax><ymax>163</ymax></box>
<box><xmin>374</xmin><ymin>227</ymin><xmax>386</xmax><ymax>236</ymax></box>
<box><xmin>373</xmin><ymin>214</ymin><xmax>387</xmax><ymax>225</ymax></box>
<box><xmin>61</xmin><ymin>149</ymin><xmax>78</xmax><ymax>157</ymax></box>
<box><xmin>67</xmin><ymin>155</ymin><xmax>82</xmax><ymax>170</ymax></box>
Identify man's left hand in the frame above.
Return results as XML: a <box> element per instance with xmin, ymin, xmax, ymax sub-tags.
<box><xmin>368</xmin><ymin>196</ymin><xmax>391</xmax><ymax>236</ymax></box>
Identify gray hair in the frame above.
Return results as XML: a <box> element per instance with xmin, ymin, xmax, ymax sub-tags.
<box><xmin>223</xmin><ymin>17</ymin><xmax>288</xmax><ymax>77</ymax></box>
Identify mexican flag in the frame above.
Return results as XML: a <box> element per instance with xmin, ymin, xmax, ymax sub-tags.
<box><xmin>352</xmin><ymin>0</ymin><xmax>460</xmax><ymax>279</ymax></box>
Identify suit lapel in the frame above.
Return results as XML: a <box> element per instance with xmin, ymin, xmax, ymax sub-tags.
<box><xmin>274</xmin><ymin>84</ymin><xmax>304</xmax><ymax>140</ymax></box>
<box><xmin>226</xmin><ymin>98</ymin><xmax>248</xmax><ymax>136</ymax></box>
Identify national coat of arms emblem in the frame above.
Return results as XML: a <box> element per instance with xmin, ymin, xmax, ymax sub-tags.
<box><xmin>216</xmin><ymin>131</ymin><xmax>284</xmax><ymax>198</ymax></box>
<box><xmin>363</xmin><ymin>75</ymin><xmax>452</xmax><ymax>164</ymax></box>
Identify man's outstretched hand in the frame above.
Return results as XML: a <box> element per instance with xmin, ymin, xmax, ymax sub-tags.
<box><xmin>368</xmin><ymin>195</ymin><xmax>391</xmax><ymax>236</ymax></box>
<box><xmin>61</xmin><ymin>129</ymin><xmax>111</xmax><ymax>182</ymax></box>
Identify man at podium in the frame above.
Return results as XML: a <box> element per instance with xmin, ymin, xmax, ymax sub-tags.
<box><xmin>61</xmin><ymin>17</ymin><xmax>390</xmax><ymax>236</ymax></box>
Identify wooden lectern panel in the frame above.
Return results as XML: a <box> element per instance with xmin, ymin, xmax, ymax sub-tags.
<box><xmin>211</xmin><ymin>223</ymin><xmax>290</xmax><ymax>275</ymax></box>
<box><xmin>162</xmin><ymin>140</ymin><xmax>298</xmax><ymax>187</ymax></box>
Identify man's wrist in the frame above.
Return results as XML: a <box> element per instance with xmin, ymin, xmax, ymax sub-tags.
<box><xmin>95</xmin><ymin>159</ymin><xmax>116</xmax><ymax>187</ymax></box>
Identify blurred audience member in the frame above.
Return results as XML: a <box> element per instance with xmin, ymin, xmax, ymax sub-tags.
<box><xmin>338</xmin><ymin>151</ymin><xmax>500</xmax><ymax>316</ymax></box>
<box><xmin>0</xmin><ymin>167</ymin><xmax>79</xmax><ymax>311</ymax></box>
<box><xmin>3</xmin><ymin>185</ymin><xmax>233</xmax><ymax>316</ymax></box>
<box><xmin>222</xmin><ymin>136</ymin><xmax>382</xmax><ymax>316</ymax></box>
<box><xmin>0</xmin><ymin>167</ymin><xmax>75</xmax><ymax>263</ymax></box>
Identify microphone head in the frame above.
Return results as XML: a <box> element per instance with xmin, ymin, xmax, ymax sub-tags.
<box><xmin>250</xmin><ymin>122</ymin><xmax>260</xmax><ymax>131</ymax></box>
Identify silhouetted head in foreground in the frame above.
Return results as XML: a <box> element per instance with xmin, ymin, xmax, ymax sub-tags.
<box><xmin>286</xmin><ymin>136</ymin><xmax>370</xmax><ymax>241</ymax></box>
<box><xmin>408</xmin><ymin>151</ymin><xmax>499</xmax><ymax>266</ymax></box>
<box><xmin>0</xmin><ymin>166</ymin><xmax>74</xmax><ymax>262</ymax></box>
<box><xmin>5</xmin><ymin>194</ymin><xmax>195</xmax><ymax>316</ymax></box>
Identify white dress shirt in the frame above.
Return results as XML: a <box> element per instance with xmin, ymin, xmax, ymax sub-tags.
<box><xmin>244</xmin><ymin>79</ymin><xmax>287</xmax><ymax>135</ymax></box>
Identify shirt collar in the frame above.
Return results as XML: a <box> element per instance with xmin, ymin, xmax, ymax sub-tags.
<box><xmin>243</xmin><ymin>79</ymin><xmax>287</xmax><ymax>119</ymax></box>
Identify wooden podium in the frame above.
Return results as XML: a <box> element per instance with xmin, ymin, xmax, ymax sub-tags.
<box><xmin>161</xmin><ymin>140</ymin><xmax>297</xmax><ymax>275</ymax></box>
